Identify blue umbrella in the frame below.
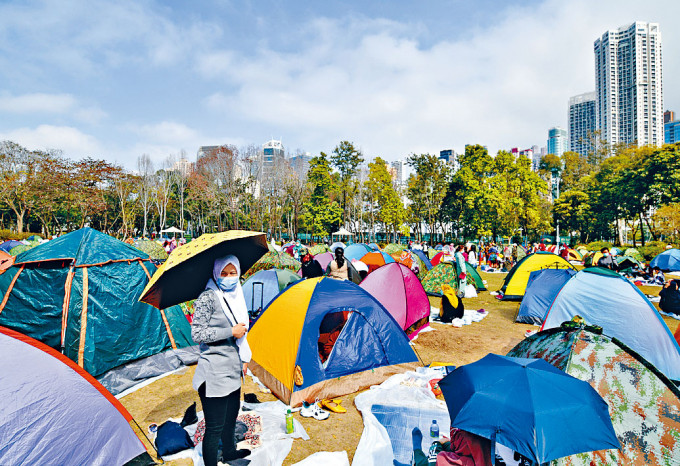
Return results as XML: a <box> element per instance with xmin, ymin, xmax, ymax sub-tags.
<box><xmin>439</xmin><ymin>354</ymin><xmax>619</xmax><ymax>464</ymax></box>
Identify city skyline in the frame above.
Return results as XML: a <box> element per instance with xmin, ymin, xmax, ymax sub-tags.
<box><xmin>1</xmin><ymin>0</ymin><xmax>679</xmax><ymax>169</ymax></box>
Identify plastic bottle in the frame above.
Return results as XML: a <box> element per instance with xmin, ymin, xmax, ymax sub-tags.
<box><xmin>285</xmin><ymin>409</ymin><xmax>294</xmax><ymax>434</ymax></box>
<box><xmin>429</xmin><ymin>420</ymin><xmax>439</xmax><ymax>440</ymax></box>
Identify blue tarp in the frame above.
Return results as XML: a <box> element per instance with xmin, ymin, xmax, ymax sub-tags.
<box><xmin>516</xmin><ymin>268</ymin><xmax>577</xmax><ymax>325</ymax></box>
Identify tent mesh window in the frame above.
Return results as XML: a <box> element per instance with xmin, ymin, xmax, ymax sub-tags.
<box><xmin>318</xmin><ymin>310</ymin><xmax>352</xmax><ymax>364</ymax></box>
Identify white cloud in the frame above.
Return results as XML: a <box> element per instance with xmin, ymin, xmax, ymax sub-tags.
<box><xmin>0</xmin><ymin>93</ymin><xmax>77</xmax><ymax>114</ymax></box>
<box><xmin>0</xmin><ymin>125</ymin><xmax>102</xmax><ymax>158</ymax></box>
<box><xmin>197</xmin><ymin>0</ymin><xmax>680</xmax><ymax>159</ymax></box>
<box><xmin>132</xmin><ymin>121</ymin><xmax>199</xmax><ymax>145</ymax></box>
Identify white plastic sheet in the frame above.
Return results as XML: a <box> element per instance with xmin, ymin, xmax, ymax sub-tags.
<box><xmin>293</xmin><ymin>451</ymin><xmax>350</xmax><ymax>466</ymax></box>
<box><xmin>352</xmin><ymin>369</ymin><xmax>450</xmax><ymax>466</ymax></box>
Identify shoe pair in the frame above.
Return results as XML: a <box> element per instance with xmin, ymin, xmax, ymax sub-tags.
<box><xmin>320</xmin><ymin>398</ymin><xmax>346</xmax><ymax>413</ymax></box>
<box><xmin>300</xmin><ymin>400</ymin><xmax>330</xmax><ymax>420</ymax></box>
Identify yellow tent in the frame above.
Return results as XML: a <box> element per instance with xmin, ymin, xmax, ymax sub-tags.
<box><xmin>498</xmin><ymin>252</ymin><xmax>575</xmax><ymax>300</ymax></box>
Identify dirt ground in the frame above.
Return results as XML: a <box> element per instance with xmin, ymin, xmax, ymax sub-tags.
<box><xmin>120</xmin><ymin>271</ymin><xmax>680</xmax><ymax>465</ymax></box>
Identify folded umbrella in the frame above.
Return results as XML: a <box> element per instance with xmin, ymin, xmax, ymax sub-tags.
<box><xmin>439</xmin><ymin>354</ymin><xmax>620</xmax><ymax>464</ymax></box>
<box><xmin>139</xmin><ymin>230</ymin><xmax>268</xmax><ymax>309</ymax></box>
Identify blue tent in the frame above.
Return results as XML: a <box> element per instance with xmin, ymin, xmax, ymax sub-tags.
<box><xmin>410</xmin><ymin>249</ymin><xmax>433</xmax><ymax>271</ymax></box>
<box><xmin>248</xmin><ymin>277</ymin><xmax>419</xmax><ymax>406</ymax></box>
<box><xmin>0</xmin><ymin>240</ymin><xmax>22</xmax><ymax>253</ymax></box>
<box><xmin>516</xmin><ymin>268</ymin><xmax>577</xmax><ymax>325</ymax></box>
<box><xmin>542</xmin><ymin>267</ymin><xmax>680</xmax><ymax>381</ymax></box>
<box><xmin>368</xmin><ymin>243</ymin><xmax>380</xmax><ymax>251</ymax></box>
<box><xmin>650</xmin><ymin>248</ymin><xmax>680</xmax><ymax>272</ymax></box>
<box><xmin>344</xmin><ymin>243</ymin><xmax>373</xmax><ymax>262</ymax></box>
<box><xmin>241</xmin><ymin>268</ymin><xmax>301</xmax><ymax>317</ymax></box>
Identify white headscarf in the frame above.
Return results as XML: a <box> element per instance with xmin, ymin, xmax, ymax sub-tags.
<box><xmin>205</xmin><ymin>254</ymin><xmax>251</xmax><ymax>362</ymax></box>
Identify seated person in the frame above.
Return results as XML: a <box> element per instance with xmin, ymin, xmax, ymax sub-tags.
<box><xmin>659</xmin><ymin>279</ymin><xmax>680</xmax><ymax>316</ymax></box>
<box><xmin>597</xmin><ymin>248</ymin><xmax>618</xmax><ymax>271</ymax></box>
<box><xmin>300</xmin><ymin>249</ymin><xmax>324</xmax><ymax>279</ymax></box>
<box><xmin>652</xmin><ymin>266</ymin><xmax>666</xmax><ymax>285</ymax></box>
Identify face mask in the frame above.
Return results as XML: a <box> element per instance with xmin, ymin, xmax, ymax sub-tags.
<box><xmin>218</xmin><ymin>276</ymin><xmax>239</xmax><ymax>292</ymax></box>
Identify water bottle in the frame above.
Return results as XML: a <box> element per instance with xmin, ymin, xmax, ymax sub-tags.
<box><xmin>285</xmin><ymin>409</ymin><xmax>294</xmax><ymax>434</ymax></box>
<box><xmin>429</xmin><ymin>419</ymin><xmax>439</xmax><ymax>440</ymax></box>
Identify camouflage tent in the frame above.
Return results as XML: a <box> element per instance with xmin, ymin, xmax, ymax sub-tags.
<box><xmin>242</xmin><ymin>251</ymin><xmax>301</xmax><ymax>280</ymax></box>
<box><xmin>383</xmin><ymin>243</ymin><xmax>405</xmax><ymax>255</ymax></box>
<box><xmin>508</xmin><ymin>325</ymin><xmax>680</xmax><ymax>465</ymax></box>
<box><xmin>9</xmin><ymin>244</ymin><xmax>32</xmax><ymax>256</ymax></box>
<box><xmin>421</xmin><ymin>262</ymin><xmax>483</xmax><ymax>296</ymax></box>
<box><xmin>133</xmin><ymin>239</ymin><xmax>169</xmax><ymax>261</ymax></box>
<box><xmin>308</xmin><ymin>244</ymin><xmax>329</xmax><ymax>256</ymax></box>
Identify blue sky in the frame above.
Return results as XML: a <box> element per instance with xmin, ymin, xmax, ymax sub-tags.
<box><xmin>0</xmin><ymin>0</ymin><xmax>678</xmax><ymax>168</ymax></box>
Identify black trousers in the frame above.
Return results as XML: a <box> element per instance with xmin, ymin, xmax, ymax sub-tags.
<box><xmin>198</xmin><ymin>384</ymin><xmax>241</xmax><ymax>466</ymax></box>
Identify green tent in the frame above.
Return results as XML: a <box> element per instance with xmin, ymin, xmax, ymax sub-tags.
<box><xmin>421</xmin><ymin>261</ymin><xmax>486</xmax><ymax>296</ymax></box>
<box><xmin>308</xmin><ymin>244</ymin><xmax>329</xmax><ymax>255</ymax></box>
<box><xmin>242</xmin><ymin>250</ymin><xmax>301</xmax><ymax>280</ymax></box>
<box><xmin>0</xmin><ymin>228</ymin><xmax>192</xmax><ymax>377</ymax></box>
<box><xmin>9</xmin><ymin>244</ymin><xmax>32</xmax><ymax>256</ymax></box>
<box><xmin>624</xmin><ymin>248</ymin><xmax>644</xmax><ymax>262</ymax></box>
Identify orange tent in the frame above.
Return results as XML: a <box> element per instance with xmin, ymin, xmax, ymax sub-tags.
<box><xmin>0</xmin><ymin>250</ymin><xmax>14</xmax><ymax>273</ymax></box>
<box><xmin>360</xmin><ymin>251</ymin><xmax>395</xmax><ymax>274</ymax></box>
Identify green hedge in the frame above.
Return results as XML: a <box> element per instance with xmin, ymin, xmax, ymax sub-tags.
<box><xmin>637</xmin><ymin>241</ymin><xmax>672</xmax><ymax>261</ymax></box>
<box><xmin>586</xmin><ymin>241</ymin><xmax>612</xmax><ymax>252</ymax></box>
<box><xmin>0</xmin><ymin>230</ymin><xmax>43</xmax><ymax>241</ymax></box>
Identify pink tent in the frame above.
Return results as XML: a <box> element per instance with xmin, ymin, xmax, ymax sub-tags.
<box><xmin>299</xmin><ymin>251</ymin><xmax>335</xmax><ymax>277</ymax></box>
<box><xmin>360</xmin><ymin>263</ymin><xmax>430</xmax><ymax>339</ymax></box>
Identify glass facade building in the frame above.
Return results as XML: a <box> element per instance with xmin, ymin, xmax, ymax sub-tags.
<box><xmin>568</xmin><ymin>92</ymin><xmax>597</xmax><ymax>157</ymax></box>
<box><xmin>547</xmin><ymin>127</ymin><xmax>567</xmax><ymax>157</ymax></box>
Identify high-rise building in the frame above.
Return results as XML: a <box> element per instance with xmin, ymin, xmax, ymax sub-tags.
<box><xmin>438</xmin><ymin>150</ymin><xmax>459</xmax><ymax>171</ymax></box>
<box><xmin>665</xmin><ymin>121</ymin><xmax>680</xmax><ymax>144</ymax></box>
<box><xmin>197</xmin><ymin>145</ymin><xmax>219</xmax><ymax>161</ymax></box>
<box><xmin>594</xmin><ymin>22</ymin><xmax>663</xmax><ymax>147</ymax></box>
<box><xmin>568</xmin><ymin>91</ymin><xmax>597</xmax><ymax>157</ymax></box>
<box><xmin>547</xmin><ymin>127</ymin><xmax>568</xmax><ymax>157</ymax></box>
<box><xmin>665</xmin><ymin>110</ymin><xmax>675</xmax><ymax>124</ymax></box>
<box><xmin>172</xmin><ymin>156</ymin><xmax>194</xmax><ymax>176</ymax></box>
<box><xmin>262</xmin><ymin>139</ymin><xmax>285</xmax><ymax>176</ymax></box>
<box><xmin>289</xmin><ymin>152</ymin><xmax>313</xmax><ymax>180</ymax></box>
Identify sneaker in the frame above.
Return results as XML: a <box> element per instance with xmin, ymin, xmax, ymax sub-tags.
<box><xmin>300</xmin><ymin>401</ymin><xmax>329</xmax><ymax>420</ymax></box>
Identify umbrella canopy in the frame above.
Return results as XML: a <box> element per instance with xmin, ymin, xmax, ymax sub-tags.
<box><xmin>139</xmin><ymin>230</ymin><xmax>268</xmax><ymax>309</ymax></box>
<box><xmin>439</xmin><ymin>354</ymin><xmax>620</xmax><ymax>464</ymax></box>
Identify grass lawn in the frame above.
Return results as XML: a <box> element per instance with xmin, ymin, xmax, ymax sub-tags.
<box><xmin>120</xmin><ymin>271</ymin><xmax>680</xmax><ymax>464</ymax></box>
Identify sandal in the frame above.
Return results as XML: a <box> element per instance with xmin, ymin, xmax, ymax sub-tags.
<box><xmin>320</xmin><ymin>398</ymin><xmax>346</xmax><ymax>413</ymax></box>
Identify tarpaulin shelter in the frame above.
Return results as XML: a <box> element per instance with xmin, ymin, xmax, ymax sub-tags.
<box><xmin>344</xmin><ymin>243</ymin><xmax>373</xmax><ymax>262</ymax></box>
<box><xmin>0</xmin><ymin>227</ymin><xmax>192</xmax><ymax>377</ymax></box>
<box><xmin>242</xmin><ymin>268</ymin><xmax>301</xmax><ymax>317</ymax></box>
<box><xmin>516</xmin><ymin>268</ymin><xmax>577</xmax><ymax>325</ymax></box>
<box><xmin>360</xmin><ymin>251</ymin><xmax>396</xmax><ymax>274</ymax></box>
<box><xmin>0</xmin><ymin>326</ymin><xmax>151</xmax><ymax>465</ymax></box>
<box><xmin>498</xmin><ymin>252</ymin><xmax>575</xmax><ymax>300</ymax></box>
<box><xmin>541</xmin><ymin>267</ymin><xmax>680</xmax><ymax>381</ymax></box>
<box><xmin>248</xmin><ymin>277</ymin><xmax>419</xmax><ymax>406</ymax></box>
<box><xmin>241</xmin><ymin>250</ymin><xmax>301</xmax><ymax>280</ymax></box>
<box><xmin>650</xmin><ymin>249</ymin><xmax>680</xmax><ymax>272</ymax></box>
<box><xmin>359</xmin><ymin>263</ymin><xmax>430</xmax><ymax>339</ymax></box>
<box><xmin>509</xmin><ymin>325</ymin><xmax>680</xmax><ymax>465</ymax></box>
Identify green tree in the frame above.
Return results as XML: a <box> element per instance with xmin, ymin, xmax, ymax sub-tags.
<box><xmin>330</xmin><ymin>141</ymin><xmax>363</xmax><ymax>223</ymax></box>
<box><xmin>406</xmin><ymin>153</ymin><xmax>451</xmax><ymax>242</ymax></box>
<box><xmin>553</xmin><ymin>191</ymin><xmax>591</xmax><ymax>241</ymax></box>
<box><xmin>366</xmin><ymin>157</ymin><xmax>405</xmax><ymax>242</ymax></box>
<box><xmin>303</xmin><ymin>153</ymin><xmax>342</xmax><ymax>239</ymax></box>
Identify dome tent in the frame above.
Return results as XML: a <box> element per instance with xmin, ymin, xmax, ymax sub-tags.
<box><xmin>508</xmin><ymin>325</ymin><xmax>680</xmax><ymax>465</ymax></box>
<box><xmin>541</xmin><ymin>267</ymin><xmax>680</xmax><ymax>381</ymax></box>
<box><xmin>650</xmin><ymin>248</ymin><xmax>680</xmax><ymax>272</ymax></box>
<box><xmin>0</xmin><ymin>326</ymin><xmax>151</xmax><ymax>465</ymax></box>
<box><xmin>248</xmin><ymin>277</ymin><xmax>419</xmax><ymax>406</ymax></box>
<box><xmin>242</xmin><ymin>268</ymin><xmax>301</xmax><ymax>317</ymax></box>
<box><xmin>0</xmin><ymin>228</ymin><xmax>192</xmax><ymax>378</ymax></box>
<box><xmin>516</xmin><ymin>268</ymin><xmax>577</xmax><ymax>325</ymax></box>
<box><xmin>498</xmin><ymin>252</ymin><xmax>575</xmax><ymax>300</ymax></box>
<box><xmin>359</xmin><ymin>263</ymin><xmax>430</xmax><ymax>339</ymax></box>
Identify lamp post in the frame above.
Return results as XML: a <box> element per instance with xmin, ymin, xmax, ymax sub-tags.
<box><xmin>551</xmin><ymin>167</ymin><xmax>561</xmax><ymax>247</ymax></box>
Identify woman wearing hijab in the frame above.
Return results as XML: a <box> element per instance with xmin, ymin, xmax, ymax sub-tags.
<box><xmin>191</xmin><ymin>255</ymin><xmax>251</xmax><ymax>465</ymax></box>
<box><xmin>328</xmin><ymin>247</ymin><xmax>349</xmax><ymax>280</ymax></box>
